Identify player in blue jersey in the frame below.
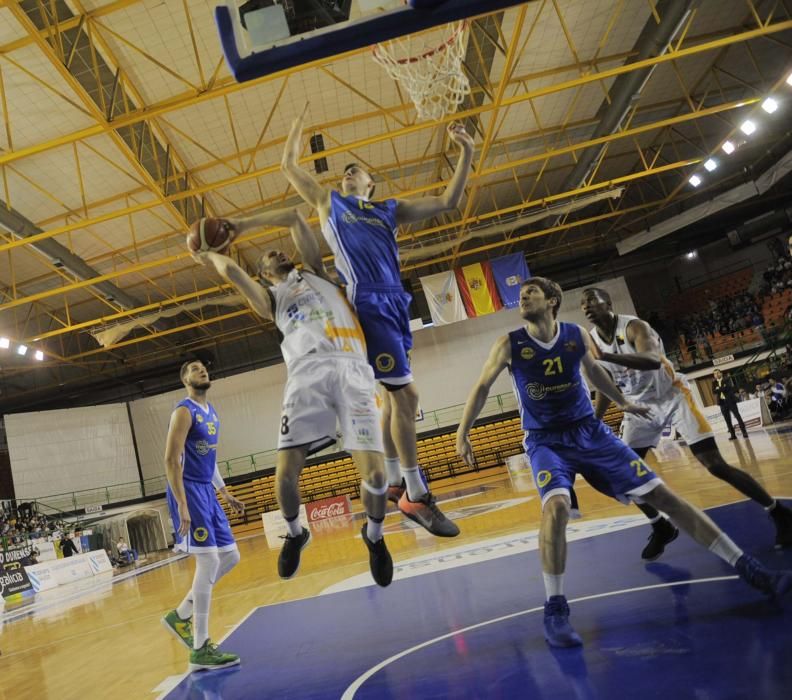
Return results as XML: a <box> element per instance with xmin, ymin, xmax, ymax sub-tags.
<box><xmin>281</xmin><ymin>104</ymin><xmax>473</xmax><ymax>537</ymax></box>
<box><xmin>161</xmin><ymin>360</ymin><xmax>246</xmax><ymax>671</ymax></box>
<box><xmin>456</xmin><ymin>277</ymin><xmax>792</xmax><ymax>648</ymax></box>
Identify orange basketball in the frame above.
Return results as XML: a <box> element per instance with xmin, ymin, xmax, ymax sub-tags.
<box><xmin>187</xmin><ymin>218</ymin><xmax>232</xmax><ymax>253</ymax></box>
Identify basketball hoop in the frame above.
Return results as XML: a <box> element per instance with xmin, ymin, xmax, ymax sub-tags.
<box><xmin>372</xmin><ymin>22</ymin><xmax>470</xmax><ymax>122</ymax></box>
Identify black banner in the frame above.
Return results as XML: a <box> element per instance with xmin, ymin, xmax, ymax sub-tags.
<box><xmin>0</xmin><ymin>561</ymin><xmax>34</xmax><ymax>599</ymax></box>
<box><xmin>0</xmin><ymin>544</ymin><xmax>35</xmax><ymax>567</ymax></box>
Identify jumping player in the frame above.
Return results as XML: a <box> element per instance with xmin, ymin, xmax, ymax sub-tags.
<box><xmin>281</xmin><ymin>104</ymin><xmax>474</xmax><ymax>537</ymax></box>
<box><xmin>456</xmin><ymin>277</ymin><xmax>792</xmax><ymax>648</ymax></box>
<box><xmin>162</xmin><ymin>360</ymin><xmax>245</xmax><ymax>671</ymax></box>
<box><xmin>195</xmin><ymin>209</ymin><xmax>393</xmax><ymax>587</ymax></box>
<box><xmin>581</xmin><ymin>287</ymin><xmax>792</xmax><ymax>560</ymax></box>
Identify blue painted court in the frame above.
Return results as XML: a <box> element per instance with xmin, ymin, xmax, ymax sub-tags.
<box><xmin>162</xmin><ymin>500</ymin><xmax>792</xmax><ymax>699</ymax></box>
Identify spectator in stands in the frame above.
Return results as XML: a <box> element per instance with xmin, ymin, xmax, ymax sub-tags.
<box><xmin>713</xmin><ymin>369</ymin><xmax>749</xmax><ymax>440</ymax></box>
<box><xmin>769</xmin><ymin>376</ymin><xmax>788</xmax><ymax>417</ymax></box>
<box><xmin>738</xmin><ymin>388</ymin><xmax>749</xmax><ymax>402</ymax></box>
<box><xmin>116</xmin><ymin>536</ymin><xmax>138</xmax><ymax>564</ymax></box>
<box><xmin>752</xmin><ymin>383</ymin><xmax>764</xmax><ymax>400</ymax></box>
<box><xmin>60</xmin><ymin>533</ymin><xmax>78</xmax><ymax>558</ymax></box>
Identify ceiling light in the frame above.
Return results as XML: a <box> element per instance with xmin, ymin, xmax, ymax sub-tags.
<box><xmin>761</xmin><ymin>97</ymin><xmax>778</xmax><ymax>114</ymax></box>
<box><xmin>704</xmin><ymin>159</ymin><xmax>717</xmax><ymax>171</ymax></box>
<box><xmin>0</xmin><ymin>337</ymin><xmax>8</xmax><ymax>349</ymax></box>
<box><xmin>740</xmin><ymin>119</ymin><xmax>756</xmax><ymax>135</ymax></box>
<box><xmin>688</xmin><ymin>174</ymin><xmax>702</xmax><ymax>187</ymax></box>
<box><xmin>685</xmin><ymin>251</ymin><xmax>698</xmax><ymax>260</ymax></box>
<box><xmin>34</xmin><ymin>350</ymin><xmax>44</xmax><ymax>361</ymax></box>
<box><xmin>722</xmin><ymin>140</ymin><xmax>735</xmax><ymax>154</ymax></box>
<box><xmin>787</xmin><ymin>72</ymin><xmax>792</xmax><ymax>87</ymax></box>
<box><xmin>17</xmin><ymin>344</ymin><xmax>27</xmax><ymax>356</ymax></box>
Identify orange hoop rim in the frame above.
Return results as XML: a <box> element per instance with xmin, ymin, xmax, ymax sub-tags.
<box><xmin>372</xmin><ymin>21</ymin><xmax>467</xmax><ymax>66</ymax></box>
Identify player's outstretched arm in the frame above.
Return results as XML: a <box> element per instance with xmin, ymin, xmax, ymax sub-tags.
<box><xmin>594</xmin><ymin>391</ymin><xmax>613</xmax><ymax>420</ymax></box>
<box><xmin>580</xmin><ymin>327</ymin><xmax>651</xmax><ymax>418</ymax></box>
<box><xmin>195</xmin><ymin>251</ymin><xmax>273</xmax><ymax>321</ymax></box>
<box><xmin>164</xmin><ymin>407</ymin><xmax>192</xmax><ymax>538</ymax></box>
<box><xmin>597</xmin><ymin>319</ymin><xmax>662</xmax><ymax>371</ymax></box>
<box><xmin>280</xmin><ymin>103</ymin><xmax>331</xmax><ymax>214</ymax></box>
<box><xmin>456</xmin><ymin>335</ymin><xmax>511</xmax><ymax>465</ymax></box>
<box><xmin>289</xmin><ymin>211</ymin><xmax>326</xmax><ymax>277</ymax></box>
<box><xmin>395</xmin><ymin>123</ymin><xmax>474</xmax><ymax>225</ymax></box>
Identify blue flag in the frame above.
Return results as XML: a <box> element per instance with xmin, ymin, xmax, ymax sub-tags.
<box><xmin>490</xmin><ymin>253</ymin><xmax>529</xmax><ymax>309</ymax></box>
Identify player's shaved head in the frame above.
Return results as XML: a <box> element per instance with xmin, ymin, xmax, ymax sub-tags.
<box><xmin>582</xmin><ymin>287</ymin><xmax>612</xmax><ymax>307</ymax></box>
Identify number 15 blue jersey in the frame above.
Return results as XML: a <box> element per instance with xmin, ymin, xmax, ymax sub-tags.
<box><xmin>509</xmin><ymin>323</ymin><xmax>593</xmax><ymax>431</ymax></box>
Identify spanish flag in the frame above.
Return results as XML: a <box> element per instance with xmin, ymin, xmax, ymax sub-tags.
<box><xmin>455</xmin><ymin>262</ymin><xmax>503</xmax><ymax>317</ymax></box>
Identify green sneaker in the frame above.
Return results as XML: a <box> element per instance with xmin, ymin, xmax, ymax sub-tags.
<box><xmin>188</xmin><ymin>639</ymin><xmax>240</xmax><ymax>672</ymax></box>
<box><xmin>161</xmin><ymin>610</ymin><xmax>193</xmax><ymax>649</ymax></box>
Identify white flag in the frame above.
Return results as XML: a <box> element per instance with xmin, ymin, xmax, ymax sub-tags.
<box><xmin>419</xmin><ymin>271</ymin><xmax>468</xmax><ymax>326</ymax></box>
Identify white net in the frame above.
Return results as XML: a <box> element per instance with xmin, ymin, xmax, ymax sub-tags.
<box><xmin>373</xmin><ymin>22</ymin><xmax>471</xmax><ymax>122</ymax></box>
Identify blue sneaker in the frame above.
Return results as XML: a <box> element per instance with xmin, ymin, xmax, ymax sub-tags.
<box><xmin>735</xmin><ymin>554</ymin><xmax>792</xmax><ymax>598</ymax></box>
<box><xmin>543</xmin><ymin>595</ymin><xmax>583</xmax><ymax>648</ymax></box>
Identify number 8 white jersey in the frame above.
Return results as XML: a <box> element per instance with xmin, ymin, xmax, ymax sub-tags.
<box><xmin>271</xmin><ymin>268</ymin><xmax>367</xmax><ymax>367</ymax></box>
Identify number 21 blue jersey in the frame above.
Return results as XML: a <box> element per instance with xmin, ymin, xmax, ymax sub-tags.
<box><xmin>509</xmin><ymin>323</ymin><xmax>593</xmax><ymax>431</ymax></box>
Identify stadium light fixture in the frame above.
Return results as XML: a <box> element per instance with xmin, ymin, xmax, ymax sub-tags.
<box><xmin>740</xmin><ymin>119</ymin><xmax>756</xmax><ymax>135</ymax></box>
<box><xmin>34</xmin><ymin>350</ymin><xmax>44</xmax><ymax>361</ymax></box>
<box><xmin>0</xmin><ymin>337</ymin><xmax>8</xmax><ymax>349</ymax></box>
<box><xmin>761</xmin><ymin>97</ymin><xmax>778</xmax><ymax>114</ymax></box>
<box><xmin>17</xmin><ymin>344</ymin><xmax>27</xmax><ymax>356</ymax></box>
<box><xmin>685</xmin><ymin>251</ymin><xmax>698</xmax><ymax>260</ymax></box>
<box><xmin>688</xmin><ymin>174</ymin><xmax>702</xmax><ymax>187</ymax></box>
<box><xmin>722</xmin><ymin>140</ymin><xmax>736</xmax><ymax>154</ymax></box>
<box><xmin>704</xmin><ymin>159</ymin><xmax>717</xmax><ymax>172</ymax></box>
<box><xmin>787</xmin><ymin>72</ymin><xmax>792</xmax><ymax>87</ymax></box>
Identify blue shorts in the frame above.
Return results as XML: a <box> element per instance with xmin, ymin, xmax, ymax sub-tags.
<box><xmin>524</xmin><ymin>417</ymin><xmax>662</xmax><ymax>507</ymax></box>
<box><xmin>167</xmin><ymin>479</ymin><xmax>236</xmax><ymax>554</ymax></box>
<box><xmin>354</xmin><ymin>288</ymin><xmax>413</xmax><ymax>385</ymax></box>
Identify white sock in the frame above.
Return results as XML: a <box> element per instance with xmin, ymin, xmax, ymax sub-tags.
<box><xmin>284</xmin><ymin>514</ymin><xmax>302</xmax><ymax>537</ymax></box>
<box><xmin>402</xmin><ymin>466</ymin><xmax>428</xmax><ymax>501</ymax></box>
<box><xmin>214</xmin><ymin>548</ymin><xmax>240</xmax><ymax>583</ymax></box>
<box><xmin>765</xmin><ymin>499</ymin><xmax>778</xmax><ymax>512</ymax></box>
<box><xmin>708</xmin><ymin>533</ymin><xmax>743</xmax><ymax>566</ymax></box>
<box><xmin>366</xmin><ymin>516</ymin><xmax>384</xmax><ymax>543</ymax></box>
<box><xmin>543</xmin><ymin>573</ymin><xmax>564</xmax><ymax>598</ymax></box>
<box><xmin>385</xmin><ymin>457</ymin><xmax>402</xmax><ymax>486</ymax></box>
<box><xmin>176</xmin><ymin>591</ymin><xmax>193</xmax><ymax>620</ymax></box>
<box><xmin>192</xmin><ymin>553</ymin><xmax>220</xmax><ymax>649</ymax></box>
<box><xmin>648</xmin><ymin>514</ymin><xmax>663</xmax><ymax>525</ymax></box>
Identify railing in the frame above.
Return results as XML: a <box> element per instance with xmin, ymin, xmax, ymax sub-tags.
<box><xmin>1</xmin><ymin>499</ymin><xmax>83</xmax><ymax>550</ymax></box>
<box><xmin>28</xmin><ymin>391</ymin><xmax>519</xmax><ymax>513</ymax></box>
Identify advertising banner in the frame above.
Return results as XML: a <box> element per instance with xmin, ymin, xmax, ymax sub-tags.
<box><xmin>700</xmin><ymin>398</ymin><xmax>771</xmax><ymax>434</ymax></box>
<box><xmin>0</xmin><ymin>560</ymin><xmax>35</xmax><ymax>600</ymax></box>
<box><xmin>306</xmin><ymin>495</ymin><xmax>351</xmax><ymax>523</ymax></box>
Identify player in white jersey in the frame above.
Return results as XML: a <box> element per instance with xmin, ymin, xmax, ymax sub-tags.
<box><xmin>193</xmin><ymin>208</ymin><xmax>393</xmax><ymax>587</ymax></box>
<box><xmin>281</xmin><ymin>103</ymin><xmax>472</xmax><ymax>538</ymax></box>
<box><xmin>581</xmin><ymin>287</ymin><xmax>792</xmax><ymax>560</ymax></box>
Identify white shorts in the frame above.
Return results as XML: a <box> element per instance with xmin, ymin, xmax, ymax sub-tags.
<box><xmin>278</xmin><ymin>354</ymin><xmax>383</xmax><ymax>454</ymax></box>
<box><xmin>621</xmin><ymin>387</ymin><xmax>714</xmax><ymax>450</ymax></box>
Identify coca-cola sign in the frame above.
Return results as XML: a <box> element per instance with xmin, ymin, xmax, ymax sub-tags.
<box><xmin>307</xmin><ymin>495</ymin><xmax>351</xmax><ymax>522</ymax></box>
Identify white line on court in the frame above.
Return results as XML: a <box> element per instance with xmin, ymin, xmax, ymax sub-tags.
<box><xmin>340</xmin><ymin>575</ymin><xmax>739</xmax><ymax>699</ymax></box>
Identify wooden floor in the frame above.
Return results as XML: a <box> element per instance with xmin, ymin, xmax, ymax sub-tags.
<box><xmin>2</xmin><ymin>427</ymin><xmax>792</xmax><ymax>700</ymax></box>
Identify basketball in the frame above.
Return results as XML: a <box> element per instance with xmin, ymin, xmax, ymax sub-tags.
<box><xmin>187</xmin><ymin>218</ymin><xmax>233</xmax><ymax>253</ymax></box>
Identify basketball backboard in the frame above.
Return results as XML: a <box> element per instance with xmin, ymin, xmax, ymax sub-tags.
<box><xmin>215</xmin><ymin>0</ymin><xmax>529</xmax><ymax>83</ymax></box>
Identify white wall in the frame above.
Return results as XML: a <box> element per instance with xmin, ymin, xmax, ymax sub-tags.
<box><xmin>5</xmin><ymin>404</ymin><xmax>139</xmax><ymax>500</ymax></box>
<box><xmin>9</xmin><ymin>277</ymin><xmax>635</xmax><ymax>495</ymax></box>
<box><xmin>129</xmin><ymin>362</ymin><xmax>289</xmax><ymax>481</ymax></box>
